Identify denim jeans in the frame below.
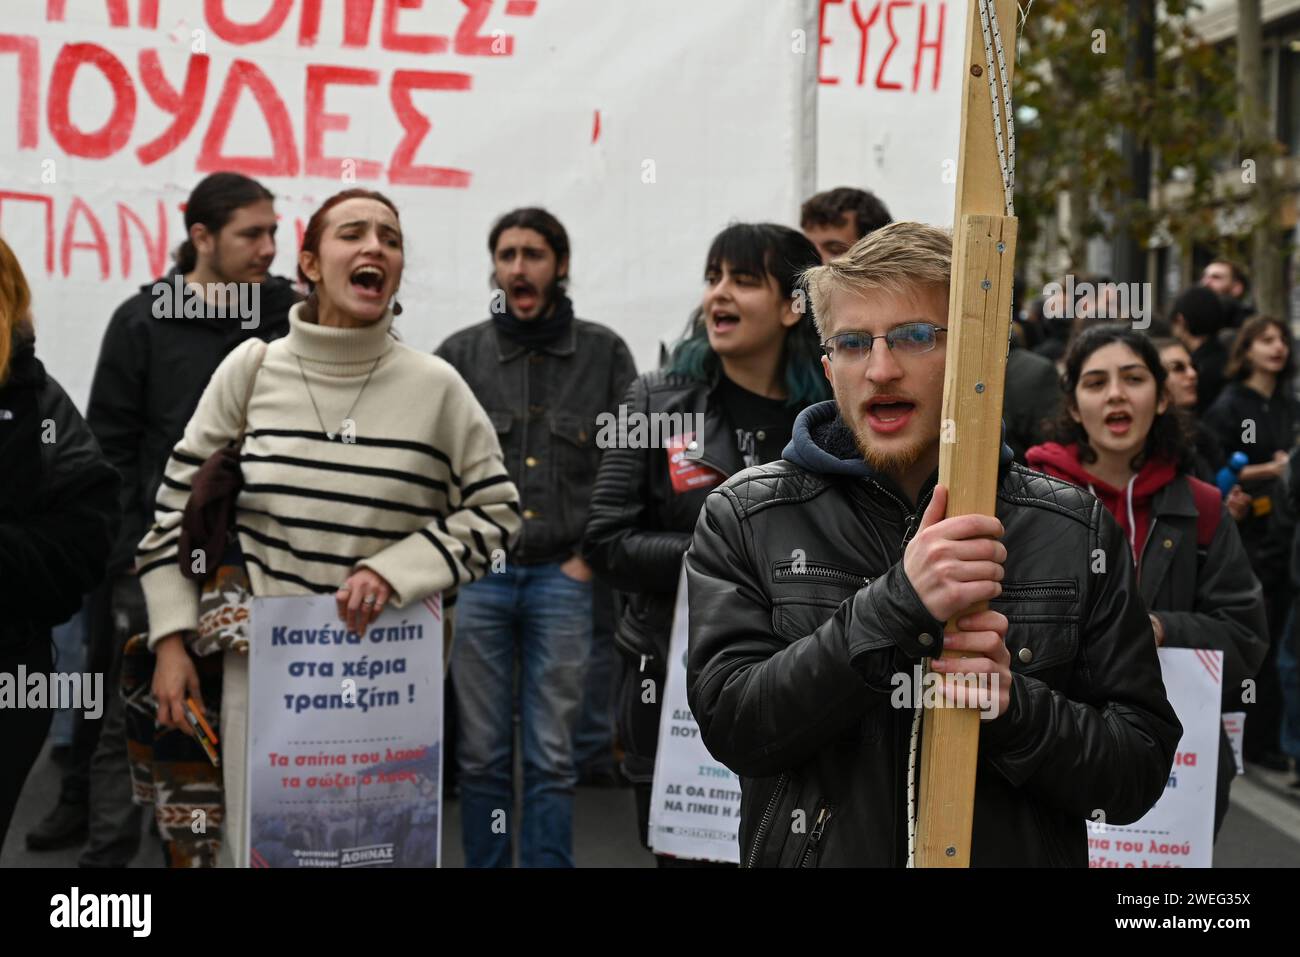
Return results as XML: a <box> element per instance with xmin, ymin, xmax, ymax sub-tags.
<box><xmin>1278</xmin><ymin>607</ymin><xmax>1300</xmax><ymax>761</ymax></box>
<box><xmin>451</xmin><ymin>562</ymin><xmax>592</xmax><ymax>867</ymax></box>
<box><xmin>572</xmin><ymin>582</ymin><xmax>617</xmax><ymax>776</ymax></box>
<box><xmin>49</xmin><ymin>612</ymin><xmax>86</xmax><ymax>747</ymax></box>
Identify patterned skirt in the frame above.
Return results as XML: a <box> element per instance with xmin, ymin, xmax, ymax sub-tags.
<box><xmin>122</xmin><ymin>560</ymin><xmax>252</xmax><ymax>868</ymax></box>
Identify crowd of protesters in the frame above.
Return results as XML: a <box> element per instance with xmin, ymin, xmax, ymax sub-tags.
<box><xmin>1</xmin><ymin>172</ymin><xmax>1296</xmax><ymax>868</ymax></box>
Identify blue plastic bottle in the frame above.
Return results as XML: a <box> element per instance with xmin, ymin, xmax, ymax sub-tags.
<box><xmin>1215</xmin><ymin>451</ymin><xmax>1249</xmax><ymax>498</ymax></box>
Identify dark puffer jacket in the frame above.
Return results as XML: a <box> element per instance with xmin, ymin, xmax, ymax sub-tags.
<box><xmin>685</xmin><ymin>400</ymin><xmax>1181</xmax><ymax>867</ymax></box>
<box><xmin>0</xmin><ymin>329</ymin><xmax>120</xmax><ymax>655</ymax></box>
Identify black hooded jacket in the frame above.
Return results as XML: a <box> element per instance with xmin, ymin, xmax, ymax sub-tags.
<box><xmin>86</xmin><ymin>272</ymin><xmax>299</xmax><ymax>573</ymax></box>
<box><xmin>0</xmin><ymin>330</ymin><xmax>120</xmax><ymax>654</ymax></box>
<box><xmin>684</xmin><ymin>400</ymin><xmax>1181</xmax><ymax>866</ymax></box>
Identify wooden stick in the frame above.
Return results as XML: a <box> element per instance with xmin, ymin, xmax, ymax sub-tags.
<box><xmin>913</xmin><ymin>0</ymin><xmax>1019</xmax><ymax>869</ymax></box>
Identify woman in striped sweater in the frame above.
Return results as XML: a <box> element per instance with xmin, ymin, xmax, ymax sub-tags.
<box><xmin>139</xmin><ymin>189</ymin><xmax>521</xmax><ymax>865</ymax></box>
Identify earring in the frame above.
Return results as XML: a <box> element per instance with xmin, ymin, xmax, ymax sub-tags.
<box><xmin>392</xmin><ymin>300</ymin><xmax>403</xmax><ymax>316</ymax></box>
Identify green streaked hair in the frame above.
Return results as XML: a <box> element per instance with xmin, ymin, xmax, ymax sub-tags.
<box><xmin>665</xmin><ymin>223</ymin><xmax>830</xmax><ymax>409</ymax></box>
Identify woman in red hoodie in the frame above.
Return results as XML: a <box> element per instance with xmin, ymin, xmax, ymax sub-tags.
<box><xmin>1027</xmin><ymin>323</ymin><xmax>1268</xmax><ymax>838</ymax></box>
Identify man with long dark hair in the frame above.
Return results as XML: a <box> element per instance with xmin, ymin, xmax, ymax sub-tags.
<box><xmin>25</xmin><ymin>173</ymin><xmax>300</xmax><ymax>865</ymax></box>
<box><xmin>436</xmin><ymin>208</ymin><xmax>636</xmax><ymax>867</ymax></box>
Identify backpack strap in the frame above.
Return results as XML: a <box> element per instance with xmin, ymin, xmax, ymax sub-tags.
<box><xmin>239</xmin><ymin>338</ymin><xmax>269</xmax><ymax>441</ymax></box>
<box><xmin>1187</xmin><ymin>475</ymin><xmax>1223</xmax><ymax>549</ymax></box>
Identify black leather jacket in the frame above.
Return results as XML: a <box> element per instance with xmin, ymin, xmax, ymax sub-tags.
<box><xmin>685</xmin><ymin>401</ymin><xmax>1182</xmax><ymax>867</ymax></box>
<box><xmin>582</xmin><ymin>368</ymin><xmax>802</xmax><ymax>780</ymax></box>
<box><xmin>582</xmin><ymin>370</ymin><xmax>751</xmax><ymax>665</ymax></box>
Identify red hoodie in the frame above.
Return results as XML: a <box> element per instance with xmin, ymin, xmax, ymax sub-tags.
<box><xmin>1025</xmin><ymin>442</ymin><xmax>1178</xmax><ymax>575</ymax></box>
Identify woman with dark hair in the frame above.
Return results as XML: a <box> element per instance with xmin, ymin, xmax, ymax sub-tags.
<box><xmin>581</xmin><ymin>222</ymin><xmax>828</xmax><ymax>863</ymax></box>
<box><xmin>1026</xmin><ymin>324</ymin><xmax>1267</xmax><ymax>837</ymax></box>
<box><xmin>1202</xmin><ymin>315</ymin><xmax>1299</xmax><ymax>770</ymax></box>
<box><xmin>138</xmin><ymin>188</ymin><xmax>520</xmax><ymax>866</ymax></box>
<box><xmin>1153</xmin><ymin>336</ymin><xmax>1231</xmax><ymax>486</ymax></box>
<box><xmin>1204</xmin><ymin>316</ymin><xmax>1298</xmax><ymax>487</ymax></box>
<box><xmin>0</xmin><ymin>236</ymin><xmax>120</xmax><ymax>846</ymax></box>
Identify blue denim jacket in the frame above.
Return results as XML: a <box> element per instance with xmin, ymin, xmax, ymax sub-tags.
<box><xmin>436</xmin><ymin>317</ymin><xmax>636</xmax><ymax>564</ymax></box>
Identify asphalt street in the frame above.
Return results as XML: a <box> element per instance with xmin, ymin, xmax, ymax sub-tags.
<box><xmin>3</xmin><ymin>740</ymin><xmax>1298</xmax><ymax>868</ymax></box>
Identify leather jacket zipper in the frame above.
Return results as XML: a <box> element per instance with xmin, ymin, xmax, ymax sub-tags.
<box><xmin>744</xmin><ymin>772</ymin><xmax>788</xmax><ymax>868</ymax></box>
<box><xmin>772</xmin><ymin>563</ymin><xmax>873</xmax><ymax>588</ymax></box>
<box><xmin>1134</xmin><ymin>517</ymin><xmax>1158</xmax><ymax>586</ymax></box>
<box><xmin>997</xmin><ymin>581</ymin><xmax>1077</xmax><ymax>602</ymax></box>
<box><xmin>871</xmin><ymin>480</ymin><xmax>933</xmax><ymax>549</ymax></box>
<box><xmin>797</xmin><ymin>802</ymin><xmax>834</xmax><ymax>867</ymax></box>
<box><xmin>871</xmin><ymin>480</ymin><xmax>910</xmax><ymax>517</ymax></box>
<box><xmin>612</xmin><ymin>627</ymin><xmax>657</xmax><ymax>670</ymax></box>
<box><xmin>871</xmin><ymin>479</ymin><xmax>932</xmax><ymax>864</ymax></box>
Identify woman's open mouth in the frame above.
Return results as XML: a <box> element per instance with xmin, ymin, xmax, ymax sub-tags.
<box><xmin>711</xmin><ymin>312</ymin><xmax>740</xmax><ymax>333</ymax></box>
<box><xmin>350</xmin><ymin>265</ymin><xmax>386</xmax><ymax>300</ymax></box>
<box><xmin>1104</xmin><ymin>410</ymin><xmax>1132</xmax><ymax>435</ymax></box>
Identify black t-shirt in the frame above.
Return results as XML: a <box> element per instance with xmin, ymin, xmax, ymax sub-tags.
<box><xmin>717</xmin><ymin>374</ymin><xmax>800</xmax><ymax>469</ymax></box>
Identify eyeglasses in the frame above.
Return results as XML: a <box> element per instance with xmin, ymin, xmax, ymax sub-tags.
<box><xmin>822</xmin><ymin>323</ymin><xmax>948</xmax><ymax>364</ymax></box>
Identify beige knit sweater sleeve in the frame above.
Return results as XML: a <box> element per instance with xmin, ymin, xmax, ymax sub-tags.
<box><xmin>354</xmin><ymin>357</ymin><xmax>521</xmax><ymax>606</ymax></box>
<box><xmin>136</xmin><ymin>337</ymin><xmax>265</xmax><ymax>648</ymax></box>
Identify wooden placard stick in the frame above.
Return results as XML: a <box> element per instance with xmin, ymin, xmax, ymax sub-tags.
<box><xmin>914</xmin><ymin>0</ymin><xmax>1019</xmax><ymax>869</ymax></box>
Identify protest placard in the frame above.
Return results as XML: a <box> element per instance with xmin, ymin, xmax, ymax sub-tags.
<box><xmin>1</xmin><ymin>0</ymin><xmax>820</xmax><ymax>404</ymax></box>
<box><xmin>1222</xmin><ymin>712</ymin><xmax>1244</xmax><ymax>775</ymax></box>
<box><xmin>247</xmin><ymin>593</ymin><xmax>442</xmax><ymax>868</ymax></box>
<box><xmin>1087</xmin><ymin>648</ymin><xmax>1222</xmax><ymax>869</ymax></box>
<box><xmin>648</xmin><ymin>566</ymin><xmax>741</xmax><ymax>864</ymax></box>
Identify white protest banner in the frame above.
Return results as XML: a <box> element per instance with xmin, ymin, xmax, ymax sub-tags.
<box><xmin>0</xmin><ymin>0</ymin><xmax>817</xmax><ymax>409</ymax></box>
<box><xmin>1223</xmin><ymin>712</ymin><xmax>1244</xmax><ymax>775</ymax></box>
<box><xmin>815</xmin><ymin>0</ymin><xmax>968</xmax><ymax>224</ymax></box>
<box><xmin>648</xmin><ymin>565</ymin><xmax>741</xmax><ymax>863</ymax></box>
<box><xmin>1088</xmin><ymin>648</ymin><xmax>1222</xmax><ymax>869</ymax></box>
<box><xmin>248</xmin><ymin>593</ymin><xmax>442</xmax><ymax>869</ymax></box>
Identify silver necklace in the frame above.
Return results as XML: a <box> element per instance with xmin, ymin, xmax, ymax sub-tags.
<box><xmin>296</xmin><ymin>355</ymin><xmax>382</xmax><ymax>441</ymax></box>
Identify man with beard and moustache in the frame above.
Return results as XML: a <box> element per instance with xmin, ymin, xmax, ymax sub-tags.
<box><xmin>684</xmin><ymin>222</ymin><xmax>1179</xmax><ymax>867</ymax></box>
<box><xmin>1201</xmin><ymin>258</ymin><xmax>1254</xmax><ymax>331</ymax></box>
<box><xmin>25</xmin><ymin>173</ymin><xmax>300</xmax><ymax>865</ymax></box>
<box><xmin>435</xmin><ymin>208</ymin><xmax>636</xmax><ymax>867</ymax></box>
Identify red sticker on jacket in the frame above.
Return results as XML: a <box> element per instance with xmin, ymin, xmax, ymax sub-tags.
<box><xmin>666</xmin><ymin>432</ymin><xmax>725</xmax><ymax>494</ymax></box>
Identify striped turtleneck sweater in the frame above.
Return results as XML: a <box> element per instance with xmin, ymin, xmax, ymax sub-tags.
<box><xmin>137</xmin><ymin>303</ymin><xmax>521</xmax><ymax>646</ymax></box>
